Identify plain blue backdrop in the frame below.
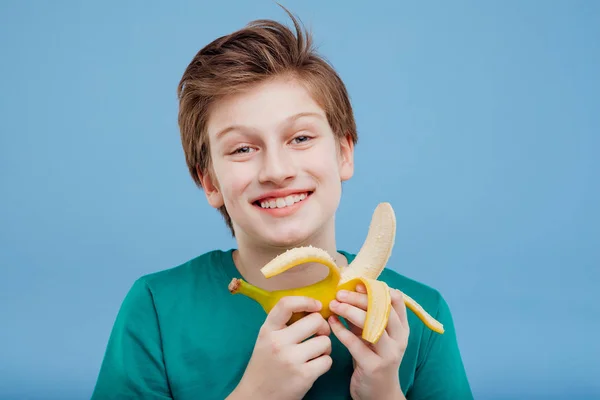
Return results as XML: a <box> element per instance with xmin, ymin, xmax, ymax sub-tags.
<box><xmin>1</xmin><ymin>1</ymin><xmax>598</xmax><ymax>399</ymax></box>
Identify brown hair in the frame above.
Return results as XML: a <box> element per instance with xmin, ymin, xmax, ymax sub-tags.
<box><xmin>176</xmin><ymin>6</ymin><xmax>357</xmax><ymax>236</ymax></box>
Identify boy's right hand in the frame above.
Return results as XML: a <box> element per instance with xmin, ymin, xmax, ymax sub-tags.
<box><xmin>231</xmin><ymin>296</ymin><xmax>333</xmax><ymax>400</ymax></box>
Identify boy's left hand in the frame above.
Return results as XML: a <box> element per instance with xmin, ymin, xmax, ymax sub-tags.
<box><xmin>328</xmin><ymin>284</ymin><xmax>408</xmax><ymax>400</ymax></box>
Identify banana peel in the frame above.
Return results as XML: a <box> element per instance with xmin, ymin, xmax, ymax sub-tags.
<box><xmin>228</xmin><ymin>202</ymin><xmax>444</xmax><ymax>344</ymax></box>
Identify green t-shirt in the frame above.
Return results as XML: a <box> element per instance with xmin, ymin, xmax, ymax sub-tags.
<box><xmin>91</xmin><ymin>249</ymin><xmax>473</xmax><ymax>399</ymax></box>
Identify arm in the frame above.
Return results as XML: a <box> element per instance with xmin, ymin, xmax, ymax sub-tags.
<box><xmin>91</xmin><ymin>279</ymin><xmax>172</xmax><ymax>399</ymax></box>
<box><xmin>406</xmin><ymin>293</ymin><xmax>473</xmax><ymax>400</ymax></box>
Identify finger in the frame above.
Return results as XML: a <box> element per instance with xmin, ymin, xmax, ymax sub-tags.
<box><xmin>329</xmin><ymin>307</ymin><xmax>363</xmax><ymax>337</ymax></box>
<box><xmin>293</xmin><ymin>334</ymin><xmax>332</xmax><ymax>362</ymax></box>
<box><xmin>328</xmin><ymin>315</ymin><xmax>377</xmax><ymax>366</ymax></box>
<box><xmin>303</xmin><ymin>354</ymin><xmax>333</xmax><ymax>380</ymax></box>
<box><xmin>368</xmin><ymin>307</ymin><xmax>401</xmax><ymax>356</ymax></box>
<box><xmin>284</xmin><ymin>311</ymin><xmax>330</xmax><ymax>344</ymax></box>
<box><xmin>336</xmin><ymin>289</ymin><xmax>368</xmax><ymax>311</ymax></box>
<box><xmin>370</xmin><ymin>289</ymin><xmax>409</xmax><ymax>356</ymax></box>
<box><xmin>334</xmin><ymin>289</ymin><xmax>406</xmax><ymax>355</ymax></box>
<box><xmin>329</xmin><ymin>299</ymin><xmax>366</xmax><ymax>330</ymax></box>
<box><xmin>346</xmin><ymin>318</ymin><xmax>364</xmax><ymax>338</ymax></box>
<box><xmin>265</xmin><ymin>296</ymin><xmax>322</xmax><ymax>330</ymax></box>
<box><xmin>355</xmin><ymin>283</ymin><xmax>367</xmax><ymax>294</ymax></box>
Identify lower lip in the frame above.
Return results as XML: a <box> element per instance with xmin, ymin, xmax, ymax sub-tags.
<box><xmin>254</xmin><ymin>193</ymin><xmax>311</xmax><ymax>217</ymax></box>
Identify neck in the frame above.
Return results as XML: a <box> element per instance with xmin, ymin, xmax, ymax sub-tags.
<box><xmin>232</xmin><ymin>219</ymin><xmax>348</xmax><ymax>291</ymax></box>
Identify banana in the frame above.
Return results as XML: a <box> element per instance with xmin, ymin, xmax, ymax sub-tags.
<box><xmin>228</xmin><ymin>202</ymin><xmax>444</xmax><ymax>344</ymax></box>
<box><xmin>340</xmin><ymin>202</ymin><xmax>397</xmax><ymax>284</ymax></box>
<box><xmin>229</xmin><ymin>246</ymin><xmax>341</xmax><ymax>326</ymax></box>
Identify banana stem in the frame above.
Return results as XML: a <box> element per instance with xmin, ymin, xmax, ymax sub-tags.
<box><xmin>228</xmin><ymin>278</ymin><xmax>272</xmax><ymax>303</ymax></box>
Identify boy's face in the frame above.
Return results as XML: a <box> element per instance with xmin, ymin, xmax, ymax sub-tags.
<box><xmin>199</xmin><ymin>76</ymin><xmax>354</xmax><ymax>247</ymax></box>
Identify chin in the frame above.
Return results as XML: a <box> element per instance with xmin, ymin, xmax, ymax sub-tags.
<box><xmin>261</xmin><ymin>226</ymin><xmax>314</xmax><ymax>249</ymax></box>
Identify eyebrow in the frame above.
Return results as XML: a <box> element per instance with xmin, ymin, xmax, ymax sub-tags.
<box><xmin>214</xmin><ymin>111</ymin><xmax>325</xmax><ymax>140</ymax></box>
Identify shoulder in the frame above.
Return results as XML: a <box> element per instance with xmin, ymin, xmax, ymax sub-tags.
<box><xmin>92</xmin><ymin>251</ymin><xmax>234</xmax><ymax>398</ymax></box>
<box><xmin>118</xmin><ymin>249</ymin><xmax>233</xmax><ymax>310</ymax></box>
<box><xmin>137</xmin><ymin>249</ymin><xmax>231</xmax><ymax>289</ymax></box>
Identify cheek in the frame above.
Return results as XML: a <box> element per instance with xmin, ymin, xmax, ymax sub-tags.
<box><xmin>310</xmin><ymin>146</ymin><xmax>341</xmax><ymax>177</ymax></box>
<box><xmin>217</xmin><ymin>163</ymin><xmax>253</xmax><ymax>200</ymax></box>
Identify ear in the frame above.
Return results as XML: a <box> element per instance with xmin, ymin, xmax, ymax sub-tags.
<box><xmin>338</xmin><ymin>134</ymin><xmax>354</xmax><ymax>182</ymax></box>
<box><xmin>197</xmin><ymin>165</ymin><xmax>224</xmax><ymax>209</ymax></box>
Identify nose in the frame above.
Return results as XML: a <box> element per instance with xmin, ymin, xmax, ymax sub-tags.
<box><xmin>258</xmin><ymin>146</ymin><xmax>296</xmax><ymax>185</ymax></box>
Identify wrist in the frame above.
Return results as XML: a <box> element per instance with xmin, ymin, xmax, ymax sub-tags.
<box><xmin>391</xmin><ymin>388</ymin><xmax>406</xmax><ymax>400</ymax></box>
<box><xmin>388</xmin><ymin>385</ymin><xmax>406</xmax><ymax>400</ymax></box>
<box><xmin>356</xmin><ymin>379</ymin><xmax>404</xmax><ymax>400</ymax></box>
<box><xmin>380</xmin><ymin>378</ymin><xmax>405</xmax><ymax>400</ymax></box>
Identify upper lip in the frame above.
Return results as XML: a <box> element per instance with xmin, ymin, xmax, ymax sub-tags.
<box><xmin>252</xmin><ymin>189</ymin><xmax>312</xmax><ymax>203</ymax></box>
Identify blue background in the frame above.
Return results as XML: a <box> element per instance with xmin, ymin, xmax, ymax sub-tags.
<box><xmin>1</xmin><ymin>1</ymin><xmax>598</xmax><ymax>399</ymax></box>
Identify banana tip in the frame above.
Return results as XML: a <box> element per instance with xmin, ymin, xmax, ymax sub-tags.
<box><xmin>228</xmin><ymin>278</ymin><xmax>241</xmax><ymax>294</ymax></box>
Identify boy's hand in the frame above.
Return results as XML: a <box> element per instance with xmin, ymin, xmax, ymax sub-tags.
<box><xmin>328</xmin><ymin>284</ymin><xmax>409</xmax><ymax>400</ymax></box>
<box><xmin>232</xmin><ymin>296</ymin><xmax>333</xmax><ymax>400</ymax></box>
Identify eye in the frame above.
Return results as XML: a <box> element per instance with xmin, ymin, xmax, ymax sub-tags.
<box><xmin>292</xmin><ymin>135</ymin><xmax>311</xmax><ymax>144</ymax></box>
<box><xmin>232</xmin><ymin>145</ymin><xmax>254</xmax><ymax>154</ymax></box>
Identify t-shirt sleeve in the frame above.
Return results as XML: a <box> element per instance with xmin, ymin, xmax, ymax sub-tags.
<box><xmin>91</xmin><ymin>278</ymin><xmax>172</xmax><ymax>399</ymax></box>
<box><xmin>406</xmin><ymin>293</ymin><xmax>474</xmax><ymax>400</ymax></box>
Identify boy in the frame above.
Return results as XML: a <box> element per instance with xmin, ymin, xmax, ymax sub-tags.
<box><xmin>91</xmin><ymin>8</ymin><xmax>473</xmax><ymax>400</ymax></box>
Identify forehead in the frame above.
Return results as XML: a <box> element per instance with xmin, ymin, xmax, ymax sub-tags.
<box><xmin>206</xmin><ymin>77</ymin><xmax>327</xmax><ymax>138</ymax></box>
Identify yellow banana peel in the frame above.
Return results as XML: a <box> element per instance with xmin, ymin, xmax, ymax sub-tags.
<box><xmin>228</xmin><ymin>202</ymin><xmax>444</xmax><ymax>344</ymax></box>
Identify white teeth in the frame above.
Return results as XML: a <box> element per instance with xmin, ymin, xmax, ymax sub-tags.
<box><xmin>258</xmin><ymin>192</ymin><xmax>309</xmax><ymax>209</ymax></box>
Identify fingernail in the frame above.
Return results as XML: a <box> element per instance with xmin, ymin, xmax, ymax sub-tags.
<box><xmin>329</xmin><ymin>300</ymin><xmax>340</xmax><ymax>309</ymax></box>
<box><xmin>337</xmin><ymin>290</ymin><xmax>347</xmax><ymax>300</ymax></box>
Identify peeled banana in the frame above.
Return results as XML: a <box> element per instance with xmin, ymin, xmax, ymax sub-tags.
<box><xmin>228</xmin><ymin>202</ymin><xmax>444</xmax><ymax>344</ymax></box>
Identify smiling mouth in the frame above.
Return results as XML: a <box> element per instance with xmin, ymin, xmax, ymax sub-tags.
<box><xmin>253</xmin><ymin>191</ymin><xmax>313</xmax><ymax>209</ymax></box>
